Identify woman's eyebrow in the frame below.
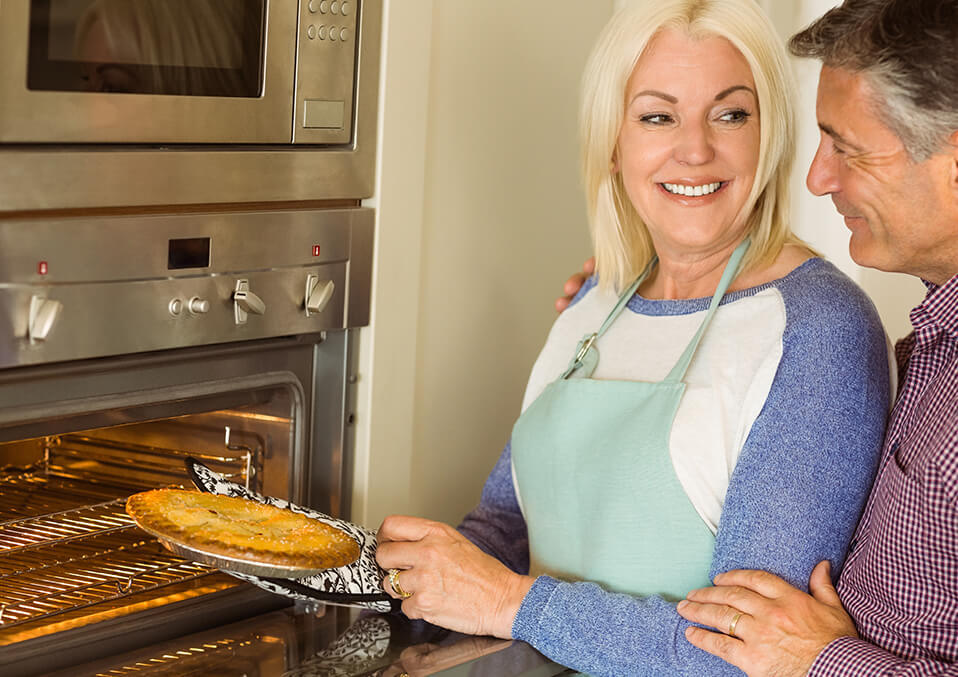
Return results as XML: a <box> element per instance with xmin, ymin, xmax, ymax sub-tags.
<box><xmin>629</xmin><ymin>85</ymin><xmax>756</xmax><ymax>106</ymax></box>
<box><xmin>630</xmin><ymin>90</ymin><xmax>678</xmax><ymax>104</ymax></box>
<box><xmin>715</xmin><ymin>85</ymin><xmax>756</xmax><ymax>101</ymax></box>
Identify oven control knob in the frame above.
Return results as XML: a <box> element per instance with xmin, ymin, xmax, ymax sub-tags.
<box><xmin>28</xmin><ymin>295</ymin><xmax>63</xmax><ymax>343</ymax></box>
<box><xmin>305</xmin><ymin>275</ymin><xmax>335</xmax><ymax>316</ymax></box>
<box><xmin>188</xmin><ymin>297</ymin><xmax>210</xmax><ymax>315</ymax></box>
<box><xmin>233</xmin><ymin>280</ymin><xmax>266</xmax><ymax>325</ymax></box>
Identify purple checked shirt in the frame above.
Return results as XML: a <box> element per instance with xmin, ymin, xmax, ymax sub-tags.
<box><xmin>809</xmin><ymin>274</ymin><xmax>958</xmax><ymax>676</ymax></box>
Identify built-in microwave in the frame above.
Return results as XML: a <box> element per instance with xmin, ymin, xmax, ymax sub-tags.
<box><xmin>3</xmin><ymin>0</ymin><xmax>367</xmax><ymax>145</ymax></box>
<box><xmin>0</xmin><ymin>0</ymin><xmax>382</xmax><ymax>210</ymax></box>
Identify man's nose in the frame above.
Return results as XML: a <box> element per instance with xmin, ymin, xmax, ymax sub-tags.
<box><xmin>806</xmin><ymin>138</ymin><xmax>839</xmax><ymax>196</ymax></box>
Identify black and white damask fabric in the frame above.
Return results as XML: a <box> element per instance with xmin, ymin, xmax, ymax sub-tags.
<box><xmin>282</xmin><ymin>615</ymin><xmax>393</xmax><ymax>677</ymax></box>
<box><xmin>186</xmin><ymin>458</ymin><xmax>392</xmax><ymax>612</ymax></box>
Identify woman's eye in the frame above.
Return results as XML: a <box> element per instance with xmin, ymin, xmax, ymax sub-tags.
<box><xmin>717</xmin><ymin>109</ymin><xmax>751</xmax><ymax>124</ymax></box>
<box><xmin>638</xmin><ymin>113</ymin><xmax>674</xmax><ymax>125</ymax></box>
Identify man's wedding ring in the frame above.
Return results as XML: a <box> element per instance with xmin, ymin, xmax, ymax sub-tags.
<box><xmin>728</xmin><ymin>611</ymin><xmax>743</xmax><ymax>638</ymax></box>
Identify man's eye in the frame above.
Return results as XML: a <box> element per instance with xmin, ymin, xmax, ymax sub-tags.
<box><xmin>639</xmin><ymin>113</ymin><xmax>674</xmax><ymax>125</ymax></box>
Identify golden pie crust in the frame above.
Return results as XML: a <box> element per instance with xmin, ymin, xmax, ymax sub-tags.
<box><xmin>126</xmin><ymin>489</ymin><xmax>359</xmax><ymax>570</ymax></box>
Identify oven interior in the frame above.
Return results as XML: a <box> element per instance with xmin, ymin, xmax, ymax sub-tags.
<box><xmin>0</xmin><ymin>382</ymin><xmax>300</xmax><ymax>666</ymax></box>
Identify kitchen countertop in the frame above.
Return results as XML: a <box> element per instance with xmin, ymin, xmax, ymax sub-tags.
<box><xmin>58</xmin><ymin>602</ymin><xmax>574</xmax><ymax>676</ymax></box>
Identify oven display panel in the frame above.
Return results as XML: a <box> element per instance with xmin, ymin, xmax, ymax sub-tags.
<box><xmin>27</xmin><ymin>0</ymin><xmax>266</xmax><ymax>97</ymax></box>
<box><xmin>168</xmin><ymin>237</ymin><xmax>211</xmax><ymax>270</ymax></box>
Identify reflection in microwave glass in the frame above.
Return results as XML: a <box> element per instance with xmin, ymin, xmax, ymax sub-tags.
<box><xmin>29</xmin><ymin>0</ymin><xmax>264</xmax><ymax>96</ymax></box>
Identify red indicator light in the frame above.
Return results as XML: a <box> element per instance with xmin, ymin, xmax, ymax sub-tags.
<box><xmin>312</xmin><ymin>245</ymin><xmax>321</xmax><ymax>257</ymax></box>
<box><xmin>38</xmin><ymin>261</ymin><xmax>48</xmax><ymax>275</ymax></box>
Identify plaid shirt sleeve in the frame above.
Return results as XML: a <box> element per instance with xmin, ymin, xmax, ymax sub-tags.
<box><xmin>810</xmin><ymin>636</ymin><xmax>958</xmax><ymax>676</ymax></box>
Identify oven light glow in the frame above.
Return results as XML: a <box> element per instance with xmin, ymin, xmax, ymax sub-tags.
<box><xmin>38</xmin><ymin>261</ymin><xmax>48</xmax><ymax>275</ymax></box>
<box><xmin>312</xmin><ymin>245</ymin><xmax>321</xmax><ymax>256</ymax></box>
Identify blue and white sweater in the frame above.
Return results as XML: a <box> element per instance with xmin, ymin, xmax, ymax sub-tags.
<box><xmin>458</xmin><ymin>258</ymin><xmax>890</xmax><ymax>676</ymax></box>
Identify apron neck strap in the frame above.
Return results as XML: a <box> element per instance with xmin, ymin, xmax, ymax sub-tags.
<box><xmin>663</xmin><ymin>237</ymin><xmax>751</xmax><ymax>383</ymax></box>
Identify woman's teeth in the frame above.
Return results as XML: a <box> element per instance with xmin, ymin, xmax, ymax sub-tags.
<box><xmin>662</xmin><ymin>182</ymin><xmax>722</xmax><ymax>197</ymax></box>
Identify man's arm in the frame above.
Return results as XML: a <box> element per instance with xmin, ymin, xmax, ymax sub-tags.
<box><xmin>678</xmin><ymin>567</ymin><xmax>958</xmax><ymax>677</ymax></box>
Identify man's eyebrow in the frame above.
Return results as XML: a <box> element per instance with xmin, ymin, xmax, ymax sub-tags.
<box><xmin>819</xmin><ymin>122</ymin><xmax>864</xmax><ymax>152</ymax></box>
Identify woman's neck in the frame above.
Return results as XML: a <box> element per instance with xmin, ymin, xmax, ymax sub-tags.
<box><xmin>639</xmin><ymin>242</ymin><xmax>742</xmax><ymax>300</ymax></box>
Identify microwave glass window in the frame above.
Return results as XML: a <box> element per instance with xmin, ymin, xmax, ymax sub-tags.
<box><xmin>27</xmin><ymin>0</ymin><xmax>266</xmax><ymax>97</ymax></box>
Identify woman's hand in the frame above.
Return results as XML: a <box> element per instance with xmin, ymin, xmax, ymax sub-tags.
<box><xmin>376</xmin><ymin>515</ymin><xmax>535</xmax><ymax>639</ymax></box>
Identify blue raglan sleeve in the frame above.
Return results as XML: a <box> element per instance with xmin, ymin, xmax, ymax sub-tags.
<box><xmin>458</xmin><ymin>441</ymin><xmax>530</xmax><ymax>576</ymax></box>
<box><xmin>509</xmin><ymin>264</ymin><xmax>890</xmax><ymax>676</ymax></box>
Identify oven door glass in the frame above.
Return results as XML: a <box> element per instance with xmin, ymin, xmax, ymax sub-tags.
<box><xmin>27</xmin><ymin>0</ymin><xmax>266</xmax><ymax>97</ymax></box>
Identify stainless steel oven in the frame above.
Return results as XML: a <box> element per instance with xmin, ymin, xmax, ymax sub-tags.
<box><xmin>0</xmin><ymin>209</ymin><xmax>372</xmax><ymax>674</ymax></box>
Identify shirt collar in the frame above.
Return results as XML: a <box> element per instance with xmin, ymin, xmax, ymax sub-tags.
<box><xmin>911</xmin><ymin>273</ymin><xmax>958</xmax><ymax>341</ymax></box>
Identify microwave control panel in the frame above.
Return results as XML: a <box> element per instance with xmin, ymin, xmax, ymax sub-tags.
<box><xmin>295</xmin><ymin>0</ymin><xmax>360</xmax><ymax>144</ymax></box>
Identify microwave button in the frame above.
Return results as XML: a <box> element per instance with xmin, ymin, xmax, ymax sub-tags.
<box><xmin>340</xmin><ymin>27</ymin><xmax>350</xmax><ymax>42</ymax></box>
<box><xmin>329</xmin><ymin>26</ymin><xmax>338</xmax><ymax>42</ymax></box>
<box><xmin>305</xmin><ymin>100</ymin><xmax>345</xmax><ymax>129</ymax></box>
<box><xmin>308</xmin><ymin>0</ymin><xmax>319</xmax><ymax>12</ymax></box>
<box><xmin>331</xmin><ymin>1</ymin><xmax>339</xmax><ymax>13</ymax></box>
<box><xmin>319</xmin><ymin>24</ymin><xmax>329</xmax><ymax>40</ymax></box>
<box><xmin>307</xmin><ymin>24</ymin><xmax>317</xmax><ymax>40</ymax></box>
<box><xmin>341</xmin><ymin>1</ymin><xmax>350</xmax><ymax>15</ymax></box>
<box><xmin>320</xmin><ymin>0</ymin><xmax>329</xmax><ymax>13</ymax></box>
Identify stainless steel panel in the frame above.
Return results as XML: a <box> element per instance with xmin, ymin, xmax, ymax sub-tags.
<box><xmin>0</xmin><ymin>208</ymin><xmax>373</xmax><ymax>367</ymax></box>
<box><xmin>294</xmin><ymin>0</ymin><xmax>360</xmax><ymax>143</ymax></box>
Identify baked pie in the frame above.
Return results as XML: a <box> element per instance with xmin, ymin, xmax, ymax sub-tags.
<box><xmin>126</xmin><ymin>488</ymin><xmax>360</xmax><ymax>570</ymax></box>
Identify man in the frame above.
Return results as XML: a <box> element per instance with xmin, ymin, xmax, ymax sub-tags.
<box><xmin>561</xmin><ymin>0</ymin><xmax>958</xmax><ymax>674</ymax></box>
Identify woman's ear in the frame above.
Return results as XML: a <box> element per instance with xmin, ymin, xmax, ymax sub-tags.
<box><xmin>610</xmin><ymin>152</ymin><xmax>619</xmax><ymax>174</ymax></box>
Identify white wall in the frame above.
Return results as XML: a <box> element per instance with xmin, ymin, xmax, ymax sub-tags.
<box><xmin>352</xmin><ymin>1</ymin><xmax>611</xmax><ymax>527</ymax></box>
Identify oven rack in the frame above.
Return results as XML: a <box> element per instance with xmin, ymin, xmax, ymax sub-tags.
<box><xmin>45</xmin><ymin>432</ymin><xmax>260</xmax><ymax>491</ymax></box>
<box><xmin>0</xmin><ymin>476</ymin><xmax>217</xmax><ymax>631</ymax></box>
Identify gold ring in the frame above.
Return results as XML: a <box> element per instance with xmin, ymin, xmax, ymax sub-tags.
<box><xmin>728</xmin><ymin>611</ymin><xmax>743</xmax><ymax>638</ymax></box>
<box><xmin>388</xmin><ymin>568</ymin><xmax>412</xmax><ymax>599</ymax></box>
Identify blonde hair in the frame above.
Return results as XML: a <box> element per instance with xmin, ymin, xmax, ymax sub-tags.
<box><xmin>581</xmin><ymin>0</ymin><xmax>800</xmax><ymax>291</ymax></box>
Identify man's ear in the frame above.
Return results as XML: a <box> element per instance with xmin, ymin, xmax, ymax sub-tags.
<box><xmin>948</xmin><ymin>130</ymin><xmax>958</xmax><ymax>196</ymax></box>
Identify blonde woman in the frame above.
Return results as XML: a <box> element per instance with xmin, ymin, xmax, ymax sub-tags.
<box><xmin>376</xmin><ymin>1</ymin><xmax>889</xmax><ymax>674</ymax></box>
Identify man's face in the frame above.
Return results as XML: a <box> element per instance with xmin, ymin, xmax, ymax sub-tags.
<box><xmin>806</xmin><ymin>66</ymin><xmax>958</xmax><ymax>284</ymax></box>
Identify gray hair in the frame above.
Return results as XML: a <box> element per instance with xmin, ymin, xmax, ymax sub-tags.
<box><xmin>789</xmin><ymin>0</ymin><xmax>958</xmax><ymax>161</ymax></box>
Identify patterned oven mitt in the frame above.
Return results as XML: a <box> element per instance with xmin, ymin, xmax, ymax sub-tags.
<box><xmin>186</xmin><ymin>457</ymin><xmax>394</xmax><ymax>612</ymax></box>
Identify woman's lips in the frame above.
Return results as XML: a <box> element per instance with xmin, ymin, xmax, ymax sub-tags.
<box><xmin>657</xmin><ymin>180</ymin><xmax>729</xmax><ymax>204</ymax></box>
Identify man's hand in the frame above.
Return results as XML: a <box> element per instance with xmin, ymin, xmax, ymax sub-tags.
<box><xmin>555</xmin><ymin>257</ymin><xmax>595</xmax><ymax>312</ymax></box>
<box><xmin>676</xmin><ymin>561</ymin><xmax>857</xmax><ymax>677</ymax></box>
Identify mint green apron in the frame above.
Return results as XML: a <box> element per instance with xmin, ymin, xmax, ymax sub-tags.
<box><xmin>511</xmin><ymin>239</ymin><xmax>748</xmax><ymax>601</ymax></box>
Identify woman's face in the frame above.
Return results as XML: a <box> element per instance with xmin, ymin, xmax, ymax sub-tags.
<box><xmin>616</xmin><ymin>29</ymin><xmax>760</xmax><ymax>258</ymax></box>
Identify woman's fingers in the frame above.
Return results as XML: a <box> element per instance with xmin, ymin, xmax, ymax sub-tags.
<box><xmin>377</xmin><ymin>514</ymin><xmax>446</xmax><ymax>543</ymax></box>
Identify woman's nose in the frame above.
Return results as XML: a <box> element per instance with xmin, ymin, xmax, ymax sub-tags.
<box><xmin>674</xmin><ymin>123</ymin><xmax>715</xmax><ymax>165</ymax></box>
